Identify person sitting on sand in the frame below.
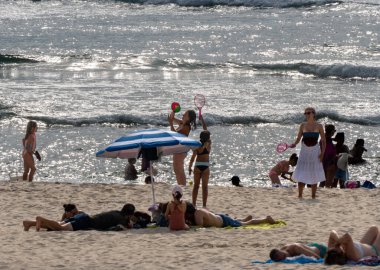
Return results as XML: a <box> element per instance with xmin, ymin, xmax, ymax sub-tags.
<box><xmin>325</xmin><ymin>226</ymin><xmax>380</xmax><ymax>265</ymax></box>
<box><xmin>348</xmin><ymin>138</ymin><xmax>367</xmax><ymax>165</ymax></box>
<box><xmin>269</xmin><ymin>242</ymin><xmax>327</xmax><ymax>261</ymax></box>
<box><xmin>194</xmin><ymin>207</ymin><xmax>276</xmax><ymax>228</ymax></box>
<box><xmin>165</xmin><ymin>185</ymin><xmax>189</xmax><ymax>231</ymax></box>
<box><xmin>24</xmin><ymin>203</ymin><xmax>136</xmax><ymax>232</ymax></box>
<box><xmin>268</xmin><ymin>153</ymin><xmax>298</xmax><ymax>187</ymax></box>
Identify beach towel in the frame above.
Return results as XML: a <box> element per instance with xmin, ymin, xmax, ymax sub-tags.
<box><xmin>225</xmin><ymin>220</ymin><xmax>286</xmax><ymax>230</ymax></box>
<box><xmin>349</xmin><ymin>256</ymin><xmax>380</xmax><ymax>266</ymax></box>
<box><xmin>252</xmin><ymin>255</ymin><xmax>324</xmax><ymax>264</ymax></box>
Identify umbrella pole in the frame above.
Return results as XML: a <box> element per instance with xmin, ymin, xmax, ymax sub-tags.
<box><xmin>150</xmin><ymin>161</ymin><xmax>156</xmax><ymax>205</ymax></box>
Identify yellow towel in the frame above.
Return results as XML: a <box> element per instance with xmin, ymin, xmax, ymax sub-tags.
<box><xmin>225</xmin><ymin>220</ymin><xmax>287</xmax><ymax>229</ymax></box>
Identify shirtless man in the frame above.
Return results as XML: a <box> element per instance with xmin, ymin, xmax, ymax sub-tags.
<box><xmin>194</xmin><ymin>208</ymin><xmax>276</xmax><ymax>228</ymax></box>
<box><xmin>269</xmin><ymin>242</ymin><xmax>327</xmax><ymax>261</ymax></box>
<box><xmin>325</xmin><ymin>226</ymin><xmax>380</xmax><ymax>265</ymax></box>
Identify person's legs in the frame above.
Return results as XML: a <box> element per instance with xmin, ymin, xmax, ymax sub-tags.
<box><xmin>201</xmin><ymin>168</ymin><xmax>210</xmax><ymax>208</ymax></box>
<box><xmin>236</xmin><ymin>215</ymin><xmax>253</xmax><ymax>222</ymax></box>
<box><xmin>192</xmin><ymin>169</ymin><xmax>202</xmax><ymax>207</ymax></box>
<box><xmin>360</xmin><ymin>226</ymin><xmax>379</xmax><ymax>245</ymax></box>
<box><xmin>241</xmin><ymin>216</ymin><xmax>275</xmax><ymax>225</ymax></box>
<box><xmin>311</xmin><ymin>184</ymin><xmax>318</xmax><ymax>199</ymax></box>
<box><xmin>23</xmin><ymin>220</ymin><xmax>36</xmax><ymax>231</ymax></box>
<box><xmin>173</xmin><ymin>153</ymin><xmax>186</xmax><ymax>185</ymax></box>
<box><xmin>298</xmin><ymin>182</ymin><xmax>305</xmax><ymax>198</ymax></box>
<box><xmin>325</xmin><ymin>165</ymin><xmax>336</xmax><ymax>188</ymax></box>
<box><xmin>269</xmin><ymin>174</ymin><xmax>281</xmax><ymax>185</ymax></box>
<box><xmin>22</xmin><ymin>155</ymin><xmax>33</xmax><ymax>181</ymax></box>
<box><xmin>35</xmin><ymin>216</ymin><xmax>73</xmax><ymax>231</ymax></box>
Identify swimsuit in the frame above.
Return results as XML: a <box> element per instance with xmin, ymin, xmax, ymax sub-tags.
<box><xmin>302</xmin><ymin>132</ymin><xmax>319</xmax><ymax>147</ymax></box>
<box><xmin>194</xmin><ymin>161</ymin><xmax>209</xmax><ymax>172</ymax></box>
<box><xmin>372</xmin><ymin>245</ymin><xmax>379</xmax><ymax>256</ymax></box>
<box><xmin>218</xmin><ymin>214</ymin><xmax>242</xmax><ymax>227</ymax></box>
<box><xmin>354</xmin><ymin>242</ymin><xmax>365</xmax><ymax>258</ymax></box>
<box><xmin>307</xmin><ymin>243</ymin><xmax>327</xmax><ymax>258</ymax></box>
<box><xmin>66</xmin><ymin>212</ymin><xmax>92</xmax><ymax>231</ymax></box>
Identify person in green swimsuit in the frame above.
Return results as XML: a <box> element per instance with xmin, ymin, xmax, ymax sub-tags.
<box><xmin>269</xmin><ymin>242</ymin><xmax>327</xmax><ymax>261</ymax></box>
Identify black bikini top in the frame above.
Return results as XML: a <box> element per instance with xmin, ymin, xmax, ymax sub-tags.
<box><xmin>302</xmin><ymin>132</ymin><xmax>319</xmax><ymax>147</ymax></box>
<box><xmin>198</xmin><ymin>147</ymin><xmax>209</xmax><ymax>155</ymax></box>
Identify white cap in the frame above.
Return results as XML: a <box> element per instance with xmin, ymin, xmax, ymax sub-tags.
<box><xmin>172</xmin><ymin>185</ymin><xmax>183</xmax><ymax>196</ymax></box>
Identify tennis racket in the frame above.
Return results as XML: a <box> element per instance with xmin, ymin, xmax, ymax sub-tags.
<box><xmin>194</xmin><ymin>94</ymin><xmax>206</xmax><ymax>120</ymax></box>
<box><xmin>276</xmin><ymin>143</ymin><xmax>293</xmax><ymax>153</ymax></box>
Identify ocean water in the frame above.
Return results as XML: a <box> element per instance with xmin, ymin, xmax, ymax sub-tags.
<box><xmin>1</xmin><ymin>0</ymin><xmax>379</xmax><ymax>186</ymax></box>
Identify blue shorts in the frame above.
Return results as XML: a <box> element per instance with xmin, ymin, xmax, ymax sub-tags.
<box><xmin>219</xmin><ymin>214</ymin><xmax>242</xmax><ymax>227</ymax></box>
<box><xmin>335</xmin><ymin>168</ymin><xmax>348</xmax><ymax>181</ymax></box>
<box><xmin>66</xmin><ymin>213</ymin><xmax>92</xmax><ymax>231</ymax></box>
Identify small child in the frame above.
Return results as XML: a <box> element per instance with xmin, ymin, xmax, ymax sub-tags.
<box><xmin>125</xmin><ymin>158</ymin><xmax>138</xmax><ymax>180</ymax></box>
<box><xmin>348</xmin><ymin>138</ymin><xmax>367</xmax><ymax>165</ymax></box>
<box><xmin>165</xmin><ymin>185</ymin><xmax>189</xmax><ymax>231</ymax></box>
<box><xmin>230</xmin><ymin>175</ymin><xmax>243</xmax><ymax>187</ymax></box>
<box><xmin>269</xmin><ymin>153</ymin><xmax>298</xmax><ymax>187</ymax></box>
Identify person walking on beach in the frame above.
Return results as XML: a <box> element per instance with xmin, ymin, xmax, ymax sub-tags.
<box><xmin>189</xmin><ymin>128</ymin><xmax>211</xmax><ymax>208</ymax></box>
<box><xmin>22</xmin><ymin>120</ymin><xmax>38</xmax><ymax>181</ymax></box>
<box><xmin>268</xmin><ymin>153</ymin><xmax>298</xmax><ymax>187</ymax></box>
<box><xmin>290</xmin><ymin>107</ymin><xmax>326</xmax><ymax>199</ymax></box>
<box><xmin>168</xmin><ymin>109</ymin><xmax>197</xmax><ymax>185</ymax></box>
<box><xmin>319</xmin><ymin>124</ymin><xmax>336</xmax><ymax>188</ymax></box>
<box><xmin>165</xmin><ymin>185</ymin><xmax>189</xmax><ymax>230</ymax></box>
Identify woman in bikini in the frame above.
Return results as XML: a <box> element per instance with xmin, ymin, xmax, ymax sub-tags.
<box><xmin>325</xmin><ymin>226</ymin><xmax>380</xmax><ymax>265</ymax></box>
<box><xmin>22</xmin><ymin>120</ymin><xmax>38</xmax><ymax>181</ymax></box>
<box><xmin>189</xmin><ymin>129</ymin><xmax>211</xmax><ymax>208</ymax></box>
<box><xmin>290</xmin><ymin>107</ymin><xmax>326</xmax><ymax>199</ymax></box>
<box><xmin>165</xmin><ymin>185</ymin><xmax>189</xmax><ymax>231</ymax></box>
<box><xmin>168</xmin><ymin>109</ymin><xmax>197</xmax><ymax>185</ymax></box>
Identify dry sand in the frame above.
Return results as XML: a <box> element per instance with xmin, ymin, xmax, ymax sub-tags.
<box><xmin>0</xmin><ymin>181</ymin><xmax>378</xmax><ymax>269</ymax></box>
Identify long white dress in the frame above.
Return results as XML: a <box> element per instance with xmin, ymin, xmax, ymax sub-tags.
<box><xmin>293</xmin><ymin>133</ymin><xmax>325</xmax><ymax>185</ymax></box>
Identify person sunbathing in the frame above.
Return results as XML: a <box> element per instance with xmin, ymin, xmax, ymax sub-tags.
<box><xmin>194</xmin><ymin>207</ymin><xmax>276</xmax><ymax>228</ymax></box>
<box><xmin>325</xmin><ymin>226</ymin><xmax>380</xmax><ymax>265</ymax></box>
<box><xmin>269</xmin><ymin>242</ymin><xmax>327</xmax><ymax>261</ymax></box>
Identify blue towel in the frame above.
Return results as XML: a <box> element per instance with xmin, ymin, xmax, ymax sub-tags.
<box><xmin>252</xmin><ymin>255</ymin><xmax>324</xmax><ymax>264</ymax></box>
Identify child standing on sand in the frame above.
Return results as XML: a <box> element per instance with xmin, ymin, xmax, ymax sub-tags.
<box><xmin>268</xmin><ymin>153</ymin><xmax>298</xmax><ymax>187</ymax></box>
<box><xmin>165</xmin><ymin>185</ymin><xmax>189</xmax><ymax>231</ymax></box>
<box><xmin>189</xmin><ymin>129</ymin><xmax>211</xmax><ymax>208</ymax></box>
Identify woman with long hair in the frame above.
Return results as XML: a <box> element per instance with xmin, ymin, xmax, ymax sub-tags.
<box><xmin>22</xmin><ymin>120</ymin><xmax>38</xmax><ymax>181</ymax></box>
<box><xmin>168</xmin><ymin>109</ymin><xmax>197</xmax><ymax>185</ymax></box>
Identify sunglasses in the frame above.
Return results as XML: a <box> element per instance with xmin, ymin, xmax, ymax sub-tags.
<box><xmin>304</xmin><ymin>112</ymin><xmax>313</xmax><ymax>115</ymax></box>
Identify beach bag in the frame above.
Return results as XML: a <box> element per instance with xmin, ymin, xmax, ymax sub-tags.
<box><xmin>345</xmin><ymin>180</ymin><xmax>361</xmax><ymax>189</ymax></box>
<box><xmin>362</xmin><ymin>180</ymin><xmax>376</xmax><ymax>189</ymax></box>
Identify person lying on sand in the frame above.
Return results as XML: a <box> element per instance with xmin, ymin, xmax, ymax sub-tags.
<box><xmin>23</xmin><ymin>203</ymin><xmax>137</xmax><ymax>231</ymax></box>
<box><xmin>23</xmin><ymin>203</ymin><xmax>84</xmax><ymax>231</ymax></box>
<box><xmin>325</xmin><ymin>226</ymin><xmax>380</xmax><ymax>265</ymax></box>
<box><xmin>269</xmin><ymin>242</ymin><xmax>327</xmax><ymax>261</ymax></box>
<box><xmin>194</xmin><ymin>207</ymin><xmax>276</xmax><ymax>228</ymax></box>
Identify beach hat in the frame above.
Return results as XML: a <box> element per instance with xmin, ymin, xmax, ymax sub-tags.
<box><xmin>333</xmin><ymin>132</ymin><xmax>345</xmax><ymax>142</ymax></box>
<box><xmin>172</xmin><ymin>185</ymin><xmax>183</xmax><ymax>196</ymax></box>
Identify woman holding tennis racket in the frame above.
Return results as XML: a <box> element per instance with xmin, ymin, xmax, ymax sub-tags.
<box><xmin>168</xmin><ymin>109</ymin><xmax>197</xmax><ymax>185</ymax></box>
<box><xmin>290</xmin><ymin>107</ymin><xmax>326</xmax><ymax>199</ymax></box>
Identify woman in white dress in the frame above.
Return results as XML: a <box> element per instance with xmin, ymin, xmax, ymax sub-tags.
<box><xmin>290</xmin><ymin>107</ymin><xmax>326</xmax><ymax>199</ymax></box>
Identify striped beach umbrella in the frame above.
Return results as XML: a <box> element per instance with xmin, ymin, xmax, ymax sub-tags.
<box><xmin>96</xmin><ymin>128</ymin><xmax>201</xmax><ymax>204</ymax></box>
<box><xmin>96</xmin><ymin>128</ymin><xmax>201</xmax><ymax>159</ymax></box>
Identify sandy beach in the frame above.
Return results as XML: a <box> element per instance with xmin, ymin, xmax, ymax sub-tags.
<box><xmin>0</xmin><ymin>181</ymin><xmax>378</xmax><ymax>269</ymax></box>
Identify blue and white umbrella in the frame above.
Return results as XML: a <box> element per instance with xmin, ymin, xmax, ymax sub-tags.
<box><xmin>96</xmin><ymin>128</ymin><xmax>201</xmax><ymax>159</ymax></box>
<box><xmin>96</xmin><ymin>128</ymin><xmax>201</xmax><ymax>204</ymax></box>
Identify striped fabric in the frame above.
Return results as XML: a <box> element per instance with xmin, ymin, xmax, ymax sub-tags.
<box><xmin>96</xmin><ymin>128</ymin><xmax>201</xmax><ymax>159</ymax></box>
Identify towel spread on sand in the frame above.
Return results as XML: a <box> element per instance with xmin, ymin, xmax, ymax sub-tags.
<box><xmin>252</xmin><ymin>255</ymin><xmax>324</xmax><ymax>264</ymax></box>
<box><xmin>225</xmin><ymin>220</ymin><xmax>287</xmax><ymax>229</ymax></box>
<box><xmin>252</xmin><ymin>255</ymin><xmax>380</xmax><ymax>266</ymax></box>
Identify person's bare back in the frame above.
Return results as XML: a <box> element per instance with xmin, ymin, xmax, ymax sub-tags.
<box><xmin>194</xmin><ymin>208</ymin><xmax>223</xmax><ymax>227</ymax></box>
